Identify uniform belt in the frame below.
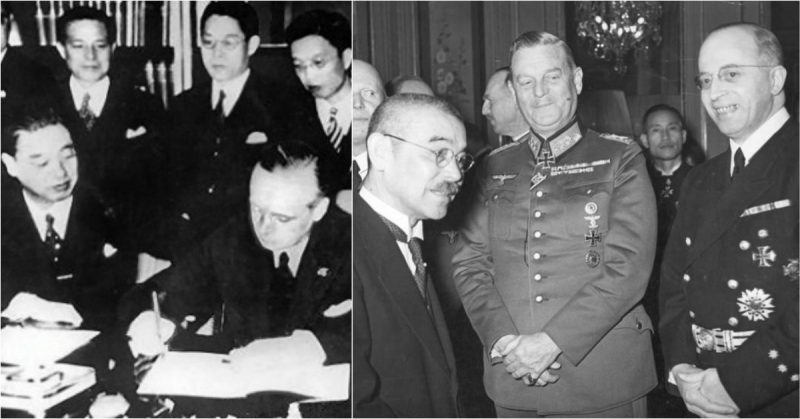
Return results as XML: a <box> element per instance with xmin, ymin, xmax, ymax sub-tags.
<box><xmin>692</xmin><ymin>324</ymin><xmax>754</xmax><ymax>353</ymax></box>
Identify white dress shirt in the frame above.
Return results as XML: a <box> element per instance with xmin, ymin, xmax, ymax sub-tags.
<box><xmin>23</xmin><ymin>192</ymin><xmax>73</xmax><ymax>241</ymax></box>
<box><xmin>360</xmin><ymin>187</ymin><xmax>424</xmax><ymax>274</ymax></box>
<box><xmin>211</xmin><ymin>68</ymin><xmax>250</xmax><ymax>117</ymax></box>
<box><xmin>729</xmin><ymin>107</ymin><xmax>790</xmax><ymax>176</ymax></box>
<box><xmin>70</xmin><ymin>76</ymin><xmax>110</xmax><ymax>116</ymax></box>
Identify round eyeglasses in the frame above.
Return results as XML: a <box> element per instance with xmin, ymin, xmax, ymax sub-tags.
<box><xmin>382</xmin><ymin>132</ymin><xmax>474</xmax><ymax>173</ymax></box>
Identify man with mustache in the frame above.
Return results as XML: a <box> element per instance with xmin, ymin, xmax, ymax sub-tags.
<box><xmin>354</xmin><ymin>94</ymin><xmax>471</xmax><ymax>417</ymax></box>
<box><xmin>453</xmin><ymin>31</ymin><xmax>657</xmax><ymax>417</ymax></box>
<box><xmin>287</xmin><ymin>9</ymin><xmax>352</xmax><ymax>192</ymax></box>
<box><xmin>660</xmin><ymin>22</ymin><xmax>798</xmax><ymax>417</ymax></box>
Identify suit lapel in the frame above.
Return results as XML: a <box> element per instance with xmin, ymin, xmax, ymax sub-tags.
<box><xmin>355</xmin><ymin>194</ymin><xmax>451</xmax><ymax>370</ymax></box>
<box><xmin>686</xmin><ymin>123</ymin><xmax>790</xmax><ymax>267</ymax></box>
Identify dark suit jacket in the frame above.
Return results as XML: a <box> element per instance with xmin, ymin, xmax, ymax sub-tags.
<box><xmin>353</xmin><ymin>193</ymin><xmax>459</xmax><ymax>418</ymax></box>
<box><xmin>660</xmin><ymin>118</ymin><xmax>798</xmax><ymax>417</ymax></box>
<box><xmin>1</xmin><ymin>184</ymin><xmax>137</xmax><ymax>332</ymax></box>
<box><xmin>160</xmin><ymin>72</ymin><xmax>333</xmax><ymax>256</ymax></box>
<box><xmin>134</xmin><ymin>206</ymin><xmax>351</xmax><ymax>363</ymax></box>
<box><xmin>299</xmin><ymin>92</ymin><xmax>352</xmax><ymax>192</ymax></box>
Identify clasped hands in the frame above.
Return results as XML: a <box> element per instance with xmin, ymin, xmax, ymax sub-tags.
<box><xmin>672</xmin><ymin>363</ymin><xmax>740</xmax><ymax>417</ymax></box>
<box><xmin>496</xmin><ymin>332</ymin><xmax>562</xmax><ymax>387</ymax></box>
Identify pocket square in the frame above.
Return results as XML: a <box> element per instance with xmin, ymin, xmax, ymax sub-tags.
<box><xmin>103</xmin><ymin>243</ymin><xmax>118</xmax><ymax>258</ymax></box>
<box><xmin>323</xmin><ymin>299</ymin><xmax>352</xmax><ymax>318</ymax></box>
<box><xmin>246</xmin><ymin>131</ymin><xmax>268</xmax><ymax>144</ymax></box>
<box><xmin>126</xmin><ymin>126</ymin><xmax>148</xmax><ymax>139</ymax></box>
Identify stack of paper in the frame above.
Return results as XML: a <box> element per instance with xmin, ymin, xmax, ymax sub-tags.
<box><xmin>137</xmin><ymin>330</ymin><xmax>350</xmax><ymax>401</ymax></box>
<box><xmin>1</xmin><ymin>327</ymin><xmax>99</xmax><ymax>366</ymax></box>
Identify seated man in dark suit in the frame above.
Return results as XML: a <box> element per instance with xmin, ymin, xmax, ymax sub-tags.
<box><xmin>126</xmin><ymin>141</ymin><xmax>350</xmax><ymax>362</ymax></box>
<box><xmin>162</xmin><ymin>1</ymin><xmax>331</xmax><ymax>257</ymax></box>
<box><xmin>1</xmin><ymin>107</ymin><xmax>137</xmax><ymax>332</ymax></box>
<box><xmin>287</xmin><ymin>9</ymin><xmax>352</xmax><ymax>192</ymax></box>
<box><xmin>54</xmin><ymin>6</ymin><xmax>165</xmax><ymax>246</ymax></box>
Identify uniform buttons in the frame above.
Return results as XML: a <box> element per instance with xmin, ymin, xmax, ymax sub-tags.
<box><xmin>533</xmin><ymin>274</ymin><xmax>542</xmax><ymax>281</ymax></box>
<box><xmin>492</xmin><ymin>193</ymin><xmax>499</xmax><ymax>200</ymax></box>
<box><xmin>728</xmin><ymin>317</ymin><xmax>739</xmax><ymax>327</ymax></box>
<box><xmin>739</xmin><ymin>240</ymin><xmax>751</xmax><ymax>251</ymax></box>
<box><xmin>213</xmin><ymin>151</ymin><xmax>219</xmax><ymax>157</ymax></box>
<box><xmin>758</xmin><ymin>229</ymin><xmax>769</xmax><ymax>238</ymax></box>
<box><xmin>54</xmin><ymin>243</ymin><xmax>61</xmax><ymax>250</ymax></box>
<box><xmin>534</xmin><ymin>210</ymin><xmax>542</xmax><ymax>218</ymax></box>
<box><xmin>54</xmin><ymin>257</ymin><xmax>59</xmax><ymax>263</ymax></box>
<box><xmin>534</xmin><ymin>295</ymin><xmax>544</xmax><ymax>303</ymax></box>
<box><xmin>535</xmin><ymin>190</ymin><xmax>544</xmax><ymax>198</ymax></box>
<box><xmin>181</xmin><ymin>212</ymin><xmax>191</xmax><ymax>221</ymax></box>
<box><xmin>586</xmin><ymin>189</ymin><xmax>593</xmax><ymax>195</ymax></box>
<box><xmin>683</xmin><ymin>273</ymin><xmax>691</xmax><ymax>282</ymax></box>
<box><xmin>727</xmin><ymin>279</ymin><xmax>739</xmax><ymax>289</ymax></box>
<box><xmin>685</xmin><ymin>237</ymin><xmax>692</xmax><ymax>246</ymax></box>
<box><xmin>696</xmin><ymin>347</ymin><xmax>702</xmax><ymax>354</ymax></box>
<box><xmin>533</xmin><ymin>252</ymin><xmax>542</xmax><ymax>260</ymax></box>
<box><xmin>689</xmin><ymin>310</ymin><xmax>695</xmax><ymax>318</ymax></box>
<box><xmin>533</xmin><ymin>231</ymin><xmax>543</xmax><ymax>239</ymax></box>
<box><xmin>208</xmin><ymin>185</ymin><xmax>216</xmax><ymax>194</ymax></box>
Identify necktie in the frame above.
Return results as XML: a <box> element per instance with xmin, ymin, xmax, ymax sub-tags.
<box><xmin>731</xmin><ymin>148</ymin><xmax>745</xmax><ymax>181</ymax></box>
<box><xmin>379</xmin><ymin>216</ymin><xmax>428</xmax><ymax>303</ymax></box>
<box><xmin>326</xmin><ymin>107</ymin><xmax>343</xmax><ymax>153</ymax></box>
<box><xmin>44</xmin><ymin>214</ymin><xmax>63</xmax><ymax>264</ymax></box>
<box><xmin>78</xmin><ymin>92</ymin><xmax>96</xmax><ymax>131</ymax></box>
<box><xmin>214</xmin><ymin>90</ymin><xmax>226</xmax><ymax>125</ymax></box>
<box><xmin>271</xmin><ymin>252</ymin><xmax>296</xmax><ymax>322</ymax></box>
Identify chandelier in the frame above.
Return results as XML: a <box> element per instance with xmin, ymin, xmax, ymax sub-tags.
<box><xmin>576</xmin><ymin>1</ymin><xmax>663</xmax><ymax>75</ymax></box>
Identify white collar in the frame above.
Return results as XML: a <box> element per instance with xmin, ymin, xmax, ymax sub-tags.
<box><xmin>270</xmin><ymin>234</ymin><xmax>310</xmax><ymax>278</ymax></box>
<box><xmin>22</xmin><ymin>191</ymin><xmax>73</xmax><ymax>241</ymax></box>
<box><xmin>729</xmin><ymin>107</ymin><xmax>790</xmax><ymax>172</ymax></box>
<box><xmin>359</xmin><ymin>187</ymin><xmax>424</xmax><ymax>241</ymax></box>
<box><xmin>354</xmin><ymin>151</ymin><xmax>368</xmax><ymax>180</ymax></box>
<box><xmin>212</xmin><ymin>68</ymin><xmax>251</xmax><ymax>116</ymax></box>
<box><xmin>512</xmin><ymin>131</ymin><xmax>529</xmax><ymax>142</ymax></box>
<box><xmin>654</xmin><ymin>160</ymin><xmax>682</xmax><ymax>176</ymax></box>
<box><xmin>70</xmin><ymin>75</ymin><xmax>110</xmax><ymax>116</ymax></box>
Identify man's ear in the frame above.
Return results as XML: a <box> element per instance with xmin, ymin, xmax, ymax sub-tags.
<box><xmin>639</xmin><ymin>133</ymin><xmax>650</xmax><ymax>149</ymax></box>
<box><xmin>312</xmin><ymin>196</ymin><xmax>330</xmax><ymax>222</ymax></box>
<box><xmin>573</xmin><ymin>66</ymin><xmax>584</xmax><ymax>95</ymax></box>
<box><xmin>342</xmin><ymin>48</ymin><xmax>353</xmax><ymax>72</ymax></box>
<box><xmin>769</xmin><ymin>65</ymin><xmax>787</xmax><ymax>95</ymax></box>
<box><xmin>680</xmin><ymin>129</ymin><xmax>687</xmax><ymax>145</ymax></box>
<box><xmin>366</xmin><ymin>132</ymin><xmax>391</xmax><ymax>172</ymax></box>
<box><xmin>1</xmin><ymin>152</ymin><xmax>18</xmax><ymax>178</ymax></box>
<box><xmin>247</xmin><ymin>35</ymin><xmax>261</xmax><ymax>56</ymax></box>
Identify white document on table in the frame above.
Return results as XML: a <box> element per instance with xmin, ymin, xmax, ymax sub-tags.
<box><xmin>137</xmin><ymin>330</ymin><xmax>350</xmax><ymax>400</ymax></box>
<box><xmin>1</xmin><ymin>327</ymin><xmax>99</xmax><ymax>366</ymax></box>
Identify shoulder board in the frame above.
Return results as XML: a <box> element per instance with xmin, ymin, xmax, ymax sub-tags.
<box><xmin>488</xmin><ymin>140</ymin><xmax>523</xmax><ymax>157</ymax></box>
<box><xmin>598</xmin><ymin>132</ymin><xmax>633</xmax><ymax>144</ymax></box>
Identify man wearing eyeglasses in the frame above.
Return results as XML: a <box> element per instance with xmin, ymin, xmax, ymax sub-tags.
<box><xmin>354</xmin><ymin>94</ymin><xmax>470</xmax><ymax>417</ymax></box>
<box><xmin>161</xmin><ymin>1</ymin><xmax>329</xmax><ymax>258</ymax></box>
<box><xmin>660</xmin><ymin>23</ymin><xmax>798</xmax><ymax>418</ymax></box>
<box><xmin>453</xmin><ymin>31</ymin><xmax>657</xmax><ymax>417</ymax></box>
<box><xmin>125</xmin><ymin>142</ymin><xmax>350</xmax><ymax>397</ymax></box>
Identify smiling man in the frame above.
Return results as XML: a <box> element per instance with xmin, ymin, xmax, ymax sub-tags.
<box><xmin>354</xmin><ymin>94</ymin><xmax>470</xmax><ymax>417</ymax></box>
<box><xmin>453</xmin><ymin>31</ymin><xmax>657</xmax><ymax>417</ymax></box>
<box><xmin>660</xmin><ymin>22</ymin><xmax>798</xmax><ymax>418</ymax></box>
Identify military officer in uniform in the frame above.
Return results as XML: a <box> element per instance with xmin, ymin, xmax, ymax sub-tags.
<box><xmin>659</xmin><ymin>22</ymin><xmax>798</xmax><ymax>417</ymax></box>
<box><xmin>452</xmin><ymin>30</ymin><xmax>657</xmax><ymax>417</ymax></box>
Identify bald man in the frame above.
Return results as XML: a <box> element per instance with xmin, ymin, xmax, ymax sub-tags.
<box><xmin>482</xmin><ymin>67</ymin><xmax>529</xmax><ymax>144</ymax></box>
<box><xmin>386</xmin><ymin>75</ymin><xmax>435</xmax><ymax>97</ymax></box>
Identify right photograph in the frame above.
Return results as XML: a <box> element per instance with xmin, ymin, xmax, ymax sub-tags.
<box><xmin>351</xmin><ymin>1</ymin><xmax>799</xmax><ymax>418</ymax></box>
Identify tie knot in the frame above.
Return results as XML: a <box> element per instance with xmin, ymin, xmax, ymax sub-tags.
<box><xmin>46</xmin><ymin>214</ymin><xmax>55</xmax><ymax>228</ymax></box>
<box><xmin>81</xmin><ymin>92</ymin><xmax>91</xmax><ymax>106</ymax></box>
<box><xmin>278</xmin><ymin>252</ymin><xmax>289</xmax><ymax>269</ymax></box>
<box><xmin>330</xmin><ymin>107</ymin><xmax>338</xmax><ymax>117</ymax></box>
<box><xmin>380</xmin><ymin>216</ymin><xmax>409</xmax><ymax>243</ymax></box>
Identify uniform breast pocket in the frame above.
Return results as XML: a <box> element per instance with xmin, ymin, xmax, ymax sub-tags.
<box><xmin>486</xmin><ymin>187</ymin><xmax>518</xmax><ymax>239</ymax></box>
<box><xmin>561</xmin><ymin>180</ymin><xmax>613</xmax><ymax>237</ymax></box>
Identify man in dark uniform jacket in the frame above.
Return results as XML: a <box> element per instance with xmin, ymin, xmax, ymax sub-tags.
<box><xmin>287</xmin><ymin>9</ymin><xmax>352</xmax><ymax>192</ymax></box>
<box><xmin>660</xmin><ymin>23</ymin><xmax>798</xmax><ymax>418</ymax></box>
<box><xmin>354</xmin><ymin>94</ymin><xmax>471</xmax><ymax>417</ymax></box>
<box><xmin>162</xmin><ymin>2</ymin><xmax>330</xmax><ymax>257</ymax></box>
<box><xmin>127</xmin><ymin>141</ymin><xmax>349</xmax><ymax>355</ymax></box>
<box><xmin>452</xmin><ymin>31</ymin><xmax>657</xmax><ymax>417</ymax></box>
<box><xmin>53</xmin><ymin>7</ymin><xmax>165</xmax><ymax>247</ymax></box>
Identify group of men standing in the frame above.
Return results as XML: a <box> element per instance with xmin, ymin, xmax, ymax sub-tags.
<box><xmin>353</xmin><ymin>22</ymin><xmax>797</xmax><ymax>419</ymax></box>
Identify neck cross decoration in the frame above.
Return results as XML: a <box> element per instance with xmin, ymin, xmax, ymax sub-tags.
<box><xmin>585</xmin><ymin>229</ymin><xmax>603</xmax><ymax>247</ymax></box>
<box><xmin>538</xmin><ymin>149</ymin><xmax>556</xmax><ymax>169</ymax></box>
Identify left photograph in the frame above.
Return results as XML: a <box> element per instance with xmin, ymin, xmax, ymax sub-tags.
<box><xmin>0</xmin><ymin>1</ymin><xmax>352</xmax><ymax>417</ymax></box>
